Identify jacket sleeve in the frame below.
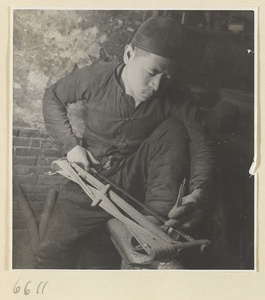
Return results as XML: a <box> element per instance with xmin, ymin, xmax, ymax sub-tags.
<box><xmin>172</xmin><ymin>86</ymin><xmax>215</xmax><ymax>195</ymax></box>
<box><xmin>42</xmin><ymin>66</ymin><xmax>92</xmax><ymax>155</ymax></box>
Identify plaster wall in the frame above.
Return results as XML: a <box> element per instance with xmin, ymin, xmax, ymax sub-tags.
<box><xmin>13</xmin><ymin>10</ymin><xmax>143</xmax><ymax>136</ymax></box>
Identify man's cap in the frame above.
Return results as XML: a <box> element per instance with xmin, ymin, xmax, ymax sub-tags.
<box><xmin>132</xmin><ymin>16</ymin><xmax>183</xmax><ymax>59</ymax></box>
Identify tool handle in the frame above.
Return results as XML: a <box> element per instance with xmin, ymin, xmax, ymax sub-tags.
<box><xmin>175</xmin><ymin>178</ymin><xmax>186</xmax><ymax>208</ymax></box>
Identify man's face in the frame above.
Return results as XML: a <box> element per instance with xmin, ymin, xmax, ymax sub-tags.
<box><xmin>123</xmin><ymin>46</ymin><xmax>177</xmax><ymax>103</ymax></box>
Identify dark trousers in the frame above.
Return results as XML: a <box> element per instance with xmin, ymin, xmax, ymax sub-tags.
<box><xmin>35</xmin><ymin>117</ymin><xmax>189</xmax><ymax>269</ymax></box>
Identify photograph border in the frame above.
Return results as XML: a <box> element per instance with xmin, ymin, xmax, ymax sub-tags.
<box><xmin>1</xmin><ymin>1</ymin><xmax>264</xmax><ymax>299</ymax></box>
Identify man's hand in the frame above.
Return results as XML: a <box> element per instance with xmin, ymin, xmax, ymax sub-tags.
<box><xmin>67</xmin><ymin>145</ymin><xmax>100</xmax><ymax>171</ymax></box>
<box><xmin>165</xmin><ymin>189</ymin><xmax>208</xmax><ymax>232</ymax></box>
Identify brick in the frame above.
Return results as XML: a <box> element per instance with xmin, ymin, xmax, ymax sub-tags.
<box><xmin>42</xmin><ymin>149</ymin><xmax>61</xmax><ymax>157</ymax></box>
<box><xmin>13</xmin><ymin>174</ymin><xmax>38</xmax><ymax>185</ymax></box>
<box><xmin>13</xmin><ymin>165</ymin><xmax>51</xmax><ymax>176</ymax></box>
<box><xmin>37</xmin><ymin>174</ymin><xmax>68</xmax><ymax>185</ymax></box>
<box><xmin>19</xmin><ymin>128</ymin><xmax>49</xmax><ymax>139</ymax></box>
<box><xmin>30</xmin><ymin>139</ymin><xmax>41</xmax><ymax>148</ymax></box>
<box><xmin>15</xmin><ymin>148</ymin><xmax>39</xmax><ymax>157</ymax></box>
<box><xmin>41</xmin><ymin>140</ymin><xmax>52</xmax><ymax>148</ymax></box>
<box><xmin>37</xmin><ymin>156</ymin><xmax>58</xmax><ymax>166</ymax></box>
<box><xmin>13</xmin><ymin>137</ymin><xmax>31</xmax><ymax>147</ymax></box>
<box><xmin>13</xmin><ymin>129</ymin><xmax>19</xmax><ymax>137</ymax></box>
<box><xmin>13</xmin><ymin>138</ymin><xmax>41</xmax><ymax>148</ymax></box>
<box><xmin>41</xmin><ymin>140</ymin><xmax>60</xmax><ymax>149</ymax></box>
<box><xmin>13</xmin><ymin>156</ymin><xmax>37</xmax><ymax>166</ymax></box>
<box><xmin>20</xmin><ymin>184</ymin><xmax>58</xmax><ymax>194</ymax></box>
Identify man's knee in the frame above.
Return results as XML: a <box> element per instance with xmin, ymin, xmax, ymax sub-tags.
<box><xmin>150</xmin><ymin>116</ymin><xmax>189</xmax><ymax>146</ymax></box>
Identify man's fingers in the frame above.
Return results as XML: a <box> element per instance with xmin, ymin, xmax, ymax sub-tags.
<box><xmin>67</xmin><ymin>146</ymin><xmax>99</xmax><ymax>171</ymax></box>
<box><xmin>165</xmin><ymin>218</ymin><xmax>183</xmax><ymax>228</ymax></box>
<box><xmin>168</xmin><ymin>203</ymin><xmax>196</xmax><ymax>219</ymax></box>
<box><xmin>67</xmin><ymin>145</ymin><xmax>91</xmax><ymax>171</ymax></box>
<box><xmin>85</xmin><ymin>149</ymin><xmax>100</xmax><ymax>164</ymax></box>
<box><xmin>168</xmin><ymin>205</ymin><xmax>185</xmax><ymax>219</ymax></box>
<box><xmin>165</xmin><ymin>208</ymin><xmax>204</xmax><ymax>229</ymax></box>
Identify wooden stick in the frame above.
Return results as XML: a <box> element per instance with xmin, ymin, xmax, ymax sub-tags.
<box><xmin>39</xmin><ymin>189</ymin><xmax>58</xmax><ymax>241</ymax></box>
<box><xmin>14</xmin><ymin>185</ymin><xmax>40</xmax><ymax>251</ymax></box>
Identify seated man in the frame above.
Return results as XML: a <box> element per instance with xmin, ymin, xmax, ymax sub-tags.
<box><xmin>36</xmin><ymin>16</ymin><xmax>214</xmax><ymax>269</ymax></box>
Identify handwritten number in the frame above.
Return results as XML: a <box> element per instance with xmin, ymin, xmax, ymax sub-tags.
<box><xmin>24</xmin><ymin>281</ymin><xmax>31</xmax><ymax>295</ymax></box>
<box><xmin>13</xmin><ymin>280</ymin><xmax>48</xmax><ymax>295</ymax></box>
<box><xmin>36</xmin><ymin>282</ymin><xmax>43</xmax><ymax>294</ymax></box>
<box><xmin>42</xmin><ymin>281</ymin><xmax>48</xmax><ymax>294</ymax></box>
<box><xmin>13</xmin><ymin>279</ymin><xmax>20</xmax><ymax>294</ymax></box>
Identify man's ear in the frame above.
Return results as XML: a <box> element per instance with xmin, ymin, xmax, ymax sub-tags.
<box><xmin>123</xmin><ymin>45</ymin><xmax>136</xmax><ymax>64</ymax></box>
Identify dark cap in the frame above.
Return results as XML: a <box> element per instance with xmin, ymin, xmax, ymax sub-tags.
<box><xmin>132</xmin><ymin>16</ymin><xmax>183</xmax><ymax>59</ymax></box>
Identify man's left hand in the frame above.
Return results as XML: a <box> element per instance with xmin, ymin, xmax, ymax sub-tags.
<box><xmin>165</xmin><ymin>189</ymin><xmax>208</xmax><ymax>232</ymax></box>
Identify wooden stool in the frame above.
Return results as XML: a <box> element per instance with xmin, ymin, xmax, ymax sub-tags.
<box><xmin>107</xmin><ymin>218</ymin><xmax>184</xmax><ymax>270</ymax></box>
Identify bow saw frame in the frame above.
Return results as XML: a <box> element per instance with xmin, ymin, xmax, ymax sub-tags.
<box><xmin>51</xmin><ymin>159</ymin><xmax>211</xmax><ymax>261</ymax></box>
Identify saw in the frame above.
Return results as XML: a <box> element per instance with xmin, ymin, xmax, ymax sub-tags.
<box><xmin>51</xmin><ymin>159</ymin><xmax>211</xmax><ymax>261</ymax></box>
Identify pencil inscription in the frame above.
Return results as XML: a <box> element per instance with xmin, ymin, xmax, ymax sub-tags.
<box><xmin>13</xmin><ymin>280</ymin><xmax>48</xmax><ymax>295</ymax></box>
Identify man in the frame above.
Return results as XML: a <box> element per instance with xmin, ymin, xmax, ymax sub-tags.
<box><xmin>36</xmin><ymin>16</ymin><xmax>214</xmax><ymax>269</ymax></box>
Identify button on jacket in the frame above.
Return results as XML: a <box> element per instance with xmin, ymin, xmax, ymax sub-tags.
<box><xmin>43</xmin><ymin>61</ymin><xmax>214</xmax><ymax>192</ymax></box>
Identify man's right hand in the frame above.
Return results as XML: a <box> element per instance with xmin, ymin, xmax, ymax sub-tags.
<box><xmin>67</xmin><ymin>145</ymin><xmax>100</xmax><ymax>171</ymax></box>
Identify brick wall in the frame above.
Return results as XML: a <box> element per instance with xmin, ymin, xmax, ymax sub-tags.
<box><xmin>12</xmin><ymin>126</ymin><xmax>119</xmax><ymax>269</ymax></box>
<box><xmin>13</xmin><ymin>127</ymin><xmax>68</xmax><ymax>229</ymax></box>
